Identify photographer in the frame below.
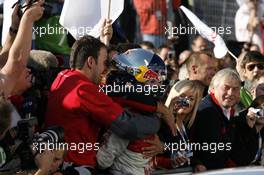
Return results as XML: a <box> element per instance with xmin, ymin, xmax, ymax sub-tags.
<box><xmin>143</xmin><ymin>80</ymin><xmax>205</xmax><ymax>170</ymax></box>
<box><xmin>34</xmin><ymin>149</ymin><xmax>64</xmax><ymax>175</ymax></box>
<box><xmin>230</xmin><ymin>95</ymin><xmax>264</xmax><ymax>166</ymax></box>
<box><xmin>34</xmin><ymin>147</ymin><xmax>98</xmax><ymax>175</ymax></box>
<box><xmin>0</xmin><ymin>0</ymin><xmax>44</xmax><ymax>98</ymax></box>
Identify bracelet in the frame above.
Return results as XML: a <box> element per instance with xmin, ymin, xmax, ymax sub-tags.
<box><xmin>9</xmin><ymin>27</ymin><xmax>18</xmax><ymax>34</ymax></box>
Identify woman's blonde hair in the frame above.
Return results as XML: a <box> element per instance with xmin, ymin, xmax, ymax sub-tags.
<box><xmin>165</xmin><ymin>80</ymin><xmax>205</xmax><ymax>129</ymax></box>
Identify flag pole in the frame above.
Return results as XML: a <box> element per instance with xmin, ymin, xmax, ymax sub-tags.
<box><xmin>107</xmin><ymin>0</ymin><xmax>111</xmax><ymax>19</ymax></box>
<box><xmin>227</xmin><ymin>49</ymin><xmax>238</xmax><ymax>60</ymax></box>
<box><xmin>104</xmin><ymin>0</ymin><xmax>111</xmax><ymax>46</ymax></box>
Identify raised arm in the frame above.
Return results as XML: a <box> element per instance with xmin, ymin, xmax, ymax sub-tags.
<box><xmin>0</xmin><ymin>0</ymin><xmax>44</xmax><ymax>97</ymax></box>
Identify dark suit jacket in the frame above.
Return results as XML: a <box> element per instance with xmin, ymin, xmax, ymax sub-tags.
<box><xmin>190</xmin><ymin>95</ymin><xmax>258</xmax><ymax>169</ymax></box>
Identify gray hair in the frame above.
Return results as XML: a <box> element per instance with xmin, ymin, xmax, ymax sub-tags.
<box><xmin>208</xmin><ymin>68</ymin><xmax>241</xmax><ymax>93</ymax></box>
<box><xmin>28</xmin><ymin>50</ymin><xmax>58</xmax><ymax>71</ymax></box>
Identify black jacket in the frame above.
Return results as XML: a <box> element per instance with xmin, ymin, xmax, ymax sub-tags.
<box><xmin>190</xmin><ymin>95</ymin><xmax>258</xmax><ymax>170</ymax></box>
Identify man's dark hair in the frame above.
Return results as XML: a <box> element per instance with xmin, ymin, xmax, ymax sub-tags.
<box><xmin>241</xmin><ymin>51</ymin><xmax>264</xmax><ymax>68</ymax></box>
<box><xmin>0</xmin><ymin>95</ymin><xmax>12</xmax><ymax>135</ymax></box>
<box><xmin>140</xmin><ymin>41</ymin><xmax>155</xmax><ymax>49</ymax></box>
<box><xmin>116</xmin><ymin>43</ymin><xmax>141</xmax><ymax>53</ymax></box>
<box><xmin>250</xmin><ymin>95</ymin><xmax>264</xmax><ymax>108</ymax></box>
<box><xmin>158</xmin><ymin>43</ymin><xmax>171</xmax><ymax>50</ymax></box>
<box><xmin>70</xmin><ymin>35</ymin><xmax>106</xmax><ymax>69</ymax></box>
<box><xmin>107</xmin><ymin>44</ymin><xmax>118</xmax><ymax>53</ymax></box>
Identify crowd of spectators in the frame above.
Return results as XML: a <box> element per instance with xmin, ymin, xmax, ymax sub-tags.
<box><xmin>1</xmin><ymin>0</ymin><xmax>264</xmax><ymax>175</ymax></box>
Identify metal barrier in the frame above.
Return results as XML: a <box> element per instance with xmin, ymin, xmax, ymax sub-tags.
<box><xmin>151</xmin><ymin>167</ymin><xmax>193</xmax><ymax>175</ymax></box>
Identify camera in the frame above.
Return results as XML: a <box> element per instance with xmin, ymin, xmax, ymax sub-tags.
<box><xmin>0</xmin><ymin>117</ymin><xmax>64</xmax><ymax>171</ymax></box>
<box><xmin>171</xmin><ymin>150</ymin><xmax>193</xmax><ymax>168</ymax></box>
<box><xmin>250</xmin><ymin>108</ymin><xmax>264</xmax><ymax>118</ymax></box>
<box><xmin>173</xmin><ymin>150</ymin><xmax>193</xmax><ymax>158</ymax></box>
<box><xmin>13</xmin><ymin>0</ymin><xmax>53</xmax><ymax>19</ymax></box>
<box><xmin>176</xmin><ymin>97</ymin><xmax>191</xmax><ymax>107</ymax></box>
<box><xmin>183</xmin><ymin>150</ymin><xmax>193</xmax><ymax>158</ymax></box>
<box><xmin>33</xmin><ymin>126</ymin><xmax>64</xmax><ymax>145</ymax></box>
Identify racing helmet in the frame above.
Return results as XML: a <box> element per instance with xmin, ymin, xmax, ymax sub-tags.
<box><xmin>110</xmin><ymin>48</ymin><xmax>167</xmax><ymax>85</ymax></box>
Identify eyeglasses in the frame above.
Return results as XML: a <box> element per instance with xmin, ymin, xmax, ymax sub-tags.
<box><xmin>246</xmin><ymin>63</ymin><xmax>264</xmax><ymax>71</ymax></box>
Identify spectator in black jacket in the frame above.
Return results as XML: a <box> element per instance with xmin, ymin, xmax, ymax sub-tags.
<box><xmin>190</xmin><ymin>68</ymin><xmax>258</xmax><ymax>172</ymax></box>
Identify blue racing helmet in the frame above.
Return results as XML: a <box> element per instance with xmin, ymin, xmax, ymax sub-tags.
<box><xmin>112</xmin><ymin>48</ymin><xmax>167</xmax><ymax>84</ymax></box>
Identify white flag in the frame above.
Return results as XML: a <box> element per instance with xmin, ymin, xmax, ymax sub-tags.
<box><xmin>60</xmin><ymin>0</ymin><xmax>124</xmax><ymax>40</ymax></box>
<box><xmin>2</xmin><ymin>0</ymin><xmax>17</xmax><ymax>45</ymax></box>
<box><xmin>180</xmin><ymin>6</ymin><xmax>228</xmax><ymax>59</ymax></box>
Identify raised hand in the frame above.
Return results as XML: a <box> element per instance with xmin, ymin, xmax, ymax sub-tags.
<box><xmin>23</xmin><ymin>0</ymin><xmax>45</xmax><ymax>22</ymax></box>
<box><xmin>100</xmin><ymin>19</ymin><xmax>113</xmax><ymax>46</ymax></box>
<box><xmin>11</xmin><ymin>3</ymin><xmax>20</xmax><ymax>30</ymax></box>
<box><xmin>247</xmin><ymin>107</ymin><xmax>257</xmax><ymax>128</ymax></box>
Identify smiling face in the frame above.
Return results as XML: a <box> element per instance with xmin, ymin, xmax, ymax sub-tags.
<box><xmin>212</xmin><ymin>77</ymin><xmax>241</xmax><ymax>108</ymax></box>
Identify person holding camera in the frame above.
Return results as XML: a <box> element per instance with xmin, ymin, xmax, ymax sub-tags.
<box><xmin>34</xmin><ymin>149</ymin><xmax>59</xmax><ymax>175</ymax></box>
<box><xmin>141</xmin><ymin>80</ymin><xmax>205</xmax><ymax>170</ymax></box>
<box><xmin>0</xmin><ymin>1</ymin><xmax>48</xmax><ymax>173</ymax></box>
<box><xmin>230</xmin><ymin>95</ymin><xmax>264</xmax><ymax>167</ymax></box>
<box><xmin>0</xmin><ymin>0</ymin><xmax>44</xmax><ymax>99</ymax></box>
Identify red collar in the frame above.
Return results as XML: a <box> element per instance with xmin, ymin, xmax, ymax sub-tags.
<box><xmin>210</xmin><ymin>92</ymin><xmax>220</xmax><ymax>107</ymax></box>
<box><xmin>209</xmin><ymin>92</ymin><xmax>235</xmax><ymax>117</ymax></box>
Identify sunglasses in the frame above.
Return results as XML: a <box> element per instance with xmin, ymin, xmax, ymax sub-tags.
<box><xmin>246</xmin><ymin>64</ymin><xmax>264</xmax><ymax>71</ymax></box>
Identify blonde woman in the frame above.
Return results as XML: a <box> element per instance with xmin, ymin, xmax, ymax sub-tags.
<box><xmin>143</xmin><ymin>80</ymin><xmax>204</xmax><ymax>169</ymax></box>
<box><xmin>165</xmin><ymin>80</ymin><xmax>204</xmax><ymax>130</ymax></box>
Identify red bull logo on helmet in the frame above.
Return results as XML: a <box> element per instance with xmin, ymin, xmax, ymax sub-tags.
<box><xmin>143</xmin><ymin>69</ymin><xmax>159</xmax><ymax>81</ymax></box>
